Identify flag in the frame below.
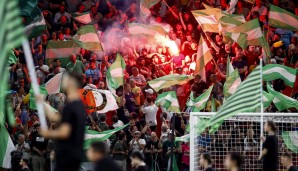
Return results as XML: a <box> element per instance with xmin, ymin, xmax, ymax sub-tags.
<box><xmin>192</xmin><ymin>8</ymin><xmax>244</xmax><ymax>33</ymax></box>
<box><xmin>45</xmin><ymin>72</ymin><xmax>63</xmax><ymax>94</ymax></box>
<box><xmin>106</xmin><ymin>53</ymin><xmax>126</xmax><ymax>95</ymax></box>
<box><xmin>195</xmin><ymin>36</ymin><xmax>213</xmax><ymax>81</ymax></box>
<box><xmin>269</xmin><ymin>5</ymin><xmax>298</xmax><ymax>31</ymax></box>
<box><xmin>0</xmin><ymin>125</ymin><xmax>16</xmax><ymax>168</ymax></box>
<box><xmin>263</xmin><ymin>64</ymin><xmax>297</xmax><ymax>87</ymax></box>
<box><xmin>140</xmin><ymin>0</ymin><xmax>160</xmax><ymax>19</ymax></box>
<box><xmin>24</xmin><ymin>12</ymin><xmax>46</xmax><ymax>39</ymax></box>
<box><xmin>72</xmin><ymin>12</ymin><xmax>92</xmax><ymax>25</ymax></box>
<box><xmin>267</xmin><ymin>83</ymin><xmax>298</xmax><ymax>111</ymax></box>
<box><xmin>186</xmin><ymin>85</ymin><xmax>213</xmax><ymax>112</ymax></box>
<box><xmin>223</xmin><ymin>57</ymin><xmax>241</xmax><ymax>98</ymax></box>
<box><xmin>72</xmin><ymin>25</ymin><xmax>103</xmax><ymax>51</ymax></box>
<box><xmin>199</xmin><ymin>66</ymin><xmax>262</xmax><ymax>133</ymax></box>
<box><xmin>29</xmin><ymin>86</ymin><xmax>48</xmax><ymax>110</ymax></box>
<box><xmin>155</xmin><ymin>91</ymin><xmax>180</xmax><ymax>113</ymax></box>
<box><xmin>227</xmin><ymin>19</ymin><xmax>266</xmax><ymax>49</ymax></box>
<box><xmin>226</xmin><ymin>19</ymin><xmax>271</xmax><ymax>63</ymax></box>
<box><xmin>168</xmin><ymin>155</ymin><xmax>179</xmax><ymax>171</ymax></box>
<box><xmin>46</xmin><ymin>40</ymin><xmax>81</xmax><ymax>67</ymax></box>
<box><xmin>175</xmin><ymin>134</ymin><xmax>190</xmax><ymax>142</ymax></box>
<box><xmin>128</xmin><ymin>23</ymin><xmax>167</xmax><ymax>44</ymax></box>
<box><xmin>225</xmin><ymin>32</ymin><xmax>248</xmax><ymax>49</ymax></box>
<box><xmin>19</xmin><ymin>0</ymin><xmax>46</xmax><ymax>39</ymax></box>
<box><xmin>219</xmin><ymin>15</ymin><xmax>245</xmax><ymax>34</ymax></box>
<box><xmin>211</xmin><ymin>97</ymin><xmax>217</xmax><ymax>112</ymax></box>
<box><xmin>7</xmin><ymin>49</ymin><xmax>18</xmax><ymax>65</ymax></box>
<box><xmin>0</xmin><ymin>0</ymin><xmax>25</xmax><ymax>125</ymax></box>
<box><xmin>263</xmin><ymin>91</ymin><xmax>274</xmax><ymax>109</ymax></box>
<box><xmin>282</xmin><ymin>131</ymin><xmax>298</xmax><ymax>153</ymax></box>
<box><xmin>79</xmin><ymin>89</ymin><xmax>118</xmax><ymax>114</ymax></box>
<box><xmin>148</xmin><ymin>74</ymin><xmax>193</xmax><ymax>92</ymax></box>
<box><xmin>84</xmin><ymin>124</ymin><xmax>129</xmax><ymax>149</ymax></box>
<box><xmin>192</xmin><ymin>8</ymin><xmax>222</xmax><ymax>33</ymax></box>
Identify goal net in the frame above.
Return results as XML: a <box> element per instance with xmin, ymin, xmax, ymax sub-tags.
<box><xmin>190</xmin><ymin>112</ymin><xmax>298</xmax><ymax>171</ymax></box>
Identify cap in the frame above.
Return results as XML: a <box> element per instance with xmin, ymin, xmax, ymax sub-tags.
<box><xmin>273</xmin><ymin>41</ymin><xmax>283</xmax><ymax>48</ymax></box>
<box><xmin>145</xmin><ymin>88</ymin><xmax>154</xmax><ymax>94</ymax></box>
<box><xmin>89</xmin><ymin>56</ymin><xmax>96</xmax><ymax>62</ymax></box>
<box><xmin>134</xmin><ymin>131</ymin><xmax>141</xmax><ymax>135</ymax></box>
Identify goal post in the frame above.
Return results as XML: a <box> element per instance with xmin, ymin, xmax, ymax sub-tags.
<box><xmin>190</xmin><ymin>112</ymin><xmax>298</xmax><ymax>171</ymax></box>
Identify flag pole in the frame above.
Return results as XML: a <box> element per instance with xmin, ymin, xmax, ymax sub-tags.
<box><xmin>259</xmin><ymin>58</ymin><xmax>264</xmax><ymax>155</ymax></box>
<box><xmin>22</xmin><ymin>40</ymin><xmax>47</xmax><ymax>129</ymax></box>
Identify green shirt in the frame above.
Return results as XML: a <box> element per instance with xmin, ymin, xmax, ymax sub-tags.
<box><xmin>66</xmin><ymin>60</ymin><xmax>85</xmax><ymax>74</ymax></box>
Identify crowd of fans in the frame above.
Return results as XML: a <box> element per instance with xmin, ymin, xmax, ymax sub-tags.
<box><xmin>4</xmin><ymin>0</ymin><xmax>298</xmax><ymax>171</ymax></box>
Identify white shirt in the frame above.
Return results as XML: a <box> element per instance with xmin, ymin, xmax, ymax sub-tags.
<box><xmin>36</xmin><ymin>65</ymin><xmax>49</xmax><ymax>84</ymax></box>
<box><xmin>142</xmin><ymin>104</ymin><xmax>158</xmax><ymax>126</ymax></box>
<box><xmin>129</xmin><ymin>139</ymin><xmax>146</xmax><ymax>152</ymax></box>
<box><xmin>113</xmin><ymin>120</ymin><xmax>124</xmax><ymax>128</ymax></box>
<box><xmin>16</xmin><ymin>142</ymin><xmax>31</xmax><ymax>159</ymax></box>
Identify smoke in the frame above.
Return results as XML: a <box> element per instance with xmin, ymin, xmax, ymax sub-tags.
<box><xmin>99</xmin><ymin>3</ymin><xmax>179</xmax><ymax>57</ymax></box>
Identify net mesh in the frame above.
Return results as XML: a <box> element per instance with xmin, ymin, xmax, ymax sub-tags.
<box><xmin>191</xmin><ymin>115</ymin><xmax>298</xmax><ymax>171</ymax></box>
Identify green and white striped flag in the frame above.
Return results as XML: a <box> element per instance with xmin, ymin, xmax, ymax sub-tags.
<box><xmin>263</xmin><ymin>91</ymin><xmax>274</xmax><ymax>109</ymax></box>
<box><xmin>226</xmin><ymin>19</ymin><xmax>270</xmax><ymax>63</ymax></box>
<box><xmin>0</xmin><ymin>0</ymin><xmax>25</xmax><ymax>125</ymax></box>
<box><xmin>73</xmin><ymin>12</ymin><xmax>92</xmax><ymax>25</ymax></box>
<box><xmin>155</xmin><ymin>91</ymin><xmax>180</xmax><ymax>113</ymax></box>
<box><xmin>72</xmin><ymin>25</ymin><xmax>103</xmax><ymax>51</ymax></box>
<box><xmin>128</xmin><ymin>23</ymin><xmax>167</xmax><ymax>44</ymax></box>
<box><xmin>223</xmin><ymin>57</ymin><xmax>241</xmax><ymax>98</ymax></box>
<box><xmin>225</xmin><ymin>32</ymin><xmax>248</xmax><ymax>49</ymax></box>
<box><xmin>175</xmin><ymin>134</ymin><xmax>190</xmax><ymax>142</ymax></box>
<box><xmin>24</xmin><ymin>12</ymin><xmax>46</xmax><ymax>39</ymax></box>
<box><xmin>46</xmin><ymin>40</ymin><xmax>81</xmax><ymax>67</ymax></box>
<box><xmin>263</xmin><ymin>64</ymin><xmax>297</xmax><ymax>87</ymax></box>
<box><xmin>186</xmin><ymin>85</ymin><xmax>213</xmax><ymax>112</ymax></box>
<box><xmin>106</xmin><ymin>53</ymin><xmax>126</xmax><ymax>95</ymax></box>
<box><xmin>148</xmin><ymin>74</ymin><xmax>193</xmax><ymax>92</ymax></box>
<box><xmin>195</xmin><ymin>36</ymin><xmax>213</xmax><ymax>81</ymax></box>
<box><xmin>267</xmin><ymin>83</ymin><xmax>298</xmax><ymax>111</ymax></box>
<box><xmin>226</xmin><ymin>19</ymin><xmax>265</xmax><ymax>49</ymax></box>
<box><xmin>269</xmin><ymin>5</ymin><xmax>298</xmax><ymax>31</ymax></box>
<box><xmin>192</xmin><ymin>7</ymin><xmax>244</xmax><ymax>33</ymax></box>
<box><xmin>199</xmin><ymin>66</ymin><xmax>262</xmax><ymax>133</ymax></box>
<box><xmin>282</xmin><ymin>131</ymin><xmax>298</xmax><ymax>154</ymax></box>
<box><xmin>84</xmin><ymin>124</ymin><xmax>129</xmax><ymax>149</ymax></box>
<box><xmin>0</xmin><ymin>125</ymin><xmax>15</xmax><ymax>169</ymax></box>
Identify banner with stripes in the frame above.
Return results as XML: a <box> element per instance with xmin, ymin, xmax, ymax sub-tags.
<box><xmin>198</xmin><ymin>66</ymin><xmax>261</xmax><ymax>134</ymax></box>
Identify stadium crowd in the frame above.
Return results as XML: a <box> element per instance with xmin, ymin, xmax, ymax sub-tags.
<box><xmin>3</xmin><ymin>0</ymin><xmax>298</xmax><ymax>171</ymax></box>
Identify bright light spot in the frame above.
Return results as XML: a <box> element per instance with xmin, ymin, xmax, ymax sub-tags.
<box><xmin>155</xmin><ymin>34</ymin><xmax>179</xmax><ymax>56</ymax></box>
